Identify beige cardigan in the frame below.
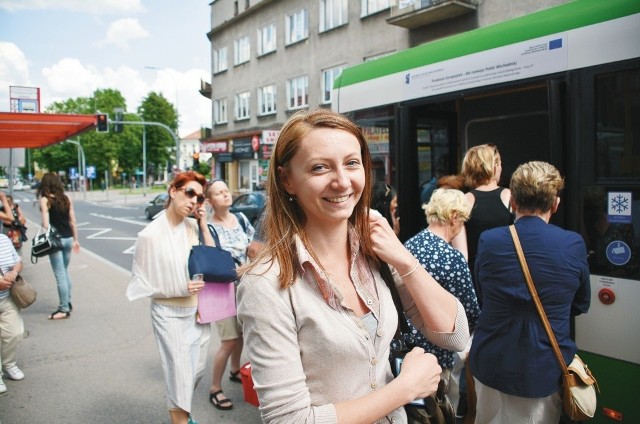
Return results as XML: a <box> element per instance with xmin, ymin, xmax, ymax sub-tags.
<box><xmin>237</xmin><ymin>257</ymin><xmax>468</xmax><ymax>424</ymax></box>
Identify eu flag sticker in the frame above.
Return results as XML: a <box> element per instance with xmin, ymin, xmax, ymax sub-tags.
<box><xmin>549</xmin><ymin>39</ymin><xmax>563</xmax><ymax>50</ymax></box>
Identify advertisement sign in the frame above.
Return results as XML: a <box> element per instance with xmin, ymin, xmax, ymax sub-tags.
<box><xmin>10</xmin><ymin>86</ymin><xmax>40</xmax><ymax>113</ymax></box>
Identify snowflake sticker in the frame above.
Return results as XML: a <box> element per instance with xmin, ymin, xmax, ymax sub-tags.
<box><xmin>608</xmin><ymin>192</ymin><xmax>632</xmax><ymax>224</ymax></box>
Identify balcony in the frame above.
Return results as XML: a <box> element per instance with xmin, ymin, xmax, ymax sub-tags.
<box><xmin>199</xmin><ymin>79</ymin><xmax>212</xmax><ymax>99</ymax></box>
<box><xmin>387</xmin><ymin>0</ymin><xmax>476</xmax><ymax>29</ymax></box>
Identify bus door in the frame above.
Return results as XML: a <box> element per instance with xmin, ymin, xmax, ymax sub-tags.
<box><xmin>397</xmin><ymin>106</ymin><xmax>456</xmax><ymax>241</ymax></box>
<box><xmin>575</xmin><ymin>64</ymin><xmax>640</xmax><ymax>423</ymax></box>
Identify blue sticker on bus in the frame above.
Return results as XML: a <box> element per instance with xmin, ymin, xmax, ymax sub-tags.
<box><xmin>606</xmin><ymin>240</ymin><xmax>631</xmax><ymax>266</ymax></box>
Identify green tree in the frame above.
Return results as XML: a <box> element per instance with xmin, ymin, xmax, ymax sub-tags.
<box><xmin>31</xmin><ymin>89</ymin><xmax>178</xmax><ymax>188</ymax></box>
<box><xmin>138</xmin><ymin>92</ymin><xmax>179</xmax><ymax>182</ymax></box>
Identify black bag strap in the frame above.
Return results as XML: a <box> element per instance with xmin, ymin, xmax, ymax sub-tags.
<box><xmin>204</xmin><ymin>224</ymin><xmax>223</xmax><ymax>250</ymax></box>
<box><xmin>235</xmin><ymin>213</ymin><xmax>247</xmax><ymax>234</ymax></box>
<box><xmin>378</xmin><ymin>261</ymin><xmax>412</xmax><ymax>340</ymax></box>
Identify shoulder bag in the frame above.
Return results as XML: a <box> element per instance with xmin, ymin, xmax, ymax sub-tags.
<box><xmin>2</xmin><ymin>268</ymin><xmax>36</xmax><ymax>309</ymax></box>
<box><xmin>510</xmin><ymin>225</ymin><xmax>598</xmax><ymax>421</ymax></box>
<box><xmin>380</xmin><ymin>262</ymin><xmax>456</xmax><ymax>424</ymax></box>
<box><xmin>188</xmin><ymin>226</ymin><xmax>237</xmax><ymax>283</ymax></box>
<box><xmin>31</xmin><ymin>226</ymin><xmax>63</xmax><ymax>264</ymax></box>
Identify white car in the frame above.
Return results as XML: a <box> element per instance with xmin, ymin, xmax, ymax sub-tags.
<box><xmin>13</xmin><ymin>180</ymin><xmax>25</xmax><ymax>191</ymax></box>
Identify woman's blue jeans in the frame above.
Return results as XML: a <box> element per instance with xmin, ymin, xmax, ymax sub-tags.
<box><xmin>49</xmin><ymin>236</ymin><xmax>74</xmax><ymax>313</ymax></box>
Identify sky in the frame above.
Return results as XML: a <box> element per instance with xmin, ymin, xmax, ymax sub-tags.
<box><xmin>0</xmin><ymin>0</ymin><xmax>212</xmax><ymax>138</ymax></box>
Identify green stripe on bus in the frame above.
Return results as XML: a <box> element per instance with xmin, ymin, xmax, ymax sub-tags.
<box><xmin>335</xmin><ymin>0</ymin><xmax>640</xmax><ymax>88</ymax></box>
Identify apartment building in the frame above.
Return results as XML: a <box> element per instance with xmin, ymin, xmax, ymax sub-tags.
<box><xmin>202</xmin><ymin>0</ymin><xmax>568</xmax><ymax>193</ymax></box>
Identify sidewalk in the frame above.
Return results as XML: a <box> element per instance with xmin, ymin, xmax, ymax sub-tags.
<box><xmin>0</xmin><ymin>221</ymin><xmax>261</xmax><ymax>423</ymax></box>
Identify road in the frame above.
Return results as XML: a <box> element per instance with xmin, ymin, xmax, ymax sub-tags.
<box><xmin>2</xmin><ymin>189</ymin><xmax>263</xmax><ymax>424</ymax></box>
<box><xmin>16</xmin><ymin>190</ymin><xmax>149</xmax><ymax>271</ymax></box>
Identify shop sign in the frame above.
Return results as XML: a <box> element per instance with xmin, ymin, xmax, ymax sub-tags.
<box><xmin>202</xmin><ymin>141</ymin><xmax>228</xmax><ymax>153</ymax></box>
<box><xmin>262</xmin><ymin>130</ymin><xmax>280</xmax><ymax>145</ymax></box>
<box><xmin>233</xmin><ymin>138</ymin><xmax>254</xmax><ymax>159</ymax></box>
<box><xmin>218</xmin><ymin>153</ymin><xmax>233</xmax><ymax>163</ymax></box>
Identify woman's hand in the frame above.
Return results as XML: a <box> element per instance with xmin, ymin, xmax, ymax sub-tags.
<box><xmin>187</xmin><ymin>280</ymin><xmax>205</xmax><ymax>295</ymax></box>
<box><xmin>0</xmin><ymin>276</ymin><xmax>12</xmax><ymax>291</ymax></box>
<box><xmin>395</xmin><ymin>347</ymin><xmax>442</xmax><ymax>401</ymax></box>
<box><xmin>369</xmin><ymin>209</ymin><xmax>415</xmax><ymax>274</ymax></box>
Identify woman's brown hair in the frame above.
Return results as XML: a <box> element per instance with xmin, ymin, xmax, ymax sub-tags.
<box><xmin>37</xmin><ymin>172</ymin><xmax>70</xmax><ymax>211</ymax></box>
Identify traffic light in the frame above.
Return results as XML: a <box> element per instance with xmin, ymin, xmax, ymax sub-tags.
<box><xmin>96</xmin><ymin>113</ymin><xmax>109</xmax><ymax>133</ymax></box>
<box><xmin>113</xmin><ymin>108</ymin><xmax>124</xmax><ymax>133</ymax></box>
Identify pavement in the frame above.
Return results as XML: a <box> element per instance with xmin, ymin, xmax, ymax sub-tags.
<box><xmin>0</xmin><ymin>189</ymin><xmax>262</xmax><ymax>424</ymax></box>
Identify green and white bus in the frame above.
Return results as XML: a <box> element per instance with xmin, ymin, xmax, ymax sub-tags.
<box><xmin>334</xmin><ymin>0</ymin><xmax>640</xmax><ymax>422</ymax></box>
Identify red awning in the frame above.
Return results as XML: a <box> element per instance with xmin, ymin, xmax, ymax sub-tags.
<box><xmin>0</xmin><ymin>112</ymin><xmax>97</xmax><ymax>148</ymax></box>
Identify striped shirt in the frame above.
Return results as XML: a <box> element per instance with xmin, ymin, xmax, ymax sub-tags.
<box><xmin>0</xmin><ymin>233</ymin><xmax>21</xmax><ymax>299</ymax></box>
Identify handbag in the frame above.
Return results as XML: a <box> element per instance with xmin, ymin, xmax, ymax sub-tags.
<box><xmin>2</xmin><ymin>268</ymin><xmax>37</xmax><ymax>309</ymax></box>
<box><xmin>31</xmin><ymin>226</ymin><xmax>63</xmax><ymax>263</ymax></box>
<box><xmin>188</xmin><ymin>226</ymin><xmax>237</xmax><ymax>283</ymax></box>
<box><xmin>380</xmin><ymin>262</ymin><xmax>456</xmax><ymax>424</ymax></box>
<box><xmin>510</xmin><ymin>225</ymin><xmax>598</xmax><ymax>421</ymax></box>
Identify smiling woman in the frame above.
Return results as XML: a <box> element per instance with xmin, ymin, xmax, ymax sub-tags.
<box><xmin>236</xmin><ymin>108</ymin><xmax>469</xmax><ymax>424</ymax></box>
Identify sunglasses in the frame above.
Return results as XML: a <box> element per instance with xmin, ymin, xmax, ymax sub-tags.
<box><xmin>178</xmin><ymin>187</ymin><xmax>205</xmax><ymax>204</ymax></box>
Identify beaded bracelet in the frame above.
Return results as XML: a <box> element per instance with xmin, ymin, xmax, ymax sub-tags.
<box><xmin>400</xmin><ymin>260</ymin><xmax>420</xmax><ymax>279</ymax></box>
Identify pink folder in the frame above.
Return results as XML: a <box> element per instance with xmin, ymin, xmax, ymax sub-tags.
<box><xmin>197</xmin><ymin>282</ymin><xmax>236</xmax><ymax>324</ymax></box>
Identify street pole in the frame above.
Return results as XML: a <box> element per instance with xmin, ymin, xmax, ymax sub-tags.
<box><xmin>66</xmin><ymin>139</ymin><xmax>86</xmax><ymax>200</ymax></box>
<box><xmin>130</xmin><ymin>113</ymin><xmax>148</xmax><ymax>197</ymax></box>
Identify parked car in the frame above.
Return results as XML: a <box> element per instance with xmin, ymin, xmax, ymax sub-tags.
<box><xmin>30</xmin><ymin>179</ymin><xmax>40</xmax><ymax>189</ymax></box>
<box><xmin>0</xmin><ymin>176</ymin><xmax>8</xmax><ymax>189</ymax></box>
<box><xmin>145</xmin><ymin>193</ymin><xmax>169</xmax><ymax>220</ymax></box>
<box><xmin>230</xmin><ymin>191</ymin><xmax>266</xmax><ymax>225</ymax></box>
<box><xmin>13</xmin><ymin>179</ymin><xmax>25</xmax><ymax>191</ymax></box>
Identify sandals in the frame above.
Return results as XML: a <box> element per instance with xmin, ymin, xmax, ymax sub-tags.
<box><xmin>229</xmin><ymin>369</ymin><xmax>242</xmax><ymax>383</ymax></box>
<box><xmin>209</xmin><ymin>390</ymin><xmax>233</xmax><ymax>410</ymax></box>
<box><xmin>49</xmin><ymin>309</ymin><xmax>70</xmax><ymax>320</ymax></box>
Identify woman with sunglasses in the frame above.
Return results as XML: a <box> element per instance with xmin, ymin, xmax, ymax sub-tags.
<box><xmin>127</xmin><ymin>171</ymin><xmax>214</xmax><ymax>424</ymax></box>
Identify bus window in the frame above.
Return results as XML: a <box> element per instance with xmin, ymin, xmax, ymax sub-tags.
<box><xmin>596</xmin><ymin>68</ymin><xmax>640</xmax><ymax>180</ymax></box>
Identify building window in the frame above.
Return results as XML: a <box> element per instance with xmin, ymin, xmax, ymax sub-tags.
<box><xmin>257</xmin><ymin>23</ymin><xmax>277</xmax><ymax>56</ymax></box>
<box><xmin>234</xmin><ymin>91</ymin><xmax>251</xmax><ymax>120</ymax></box>
<box><xmin>361</xmin><ymin>0</ymin><xmax>390</xmax><ymax>17</ymax></box>
<box><xmin>322</xmin><ymin>65</ymin><xmax>344</xmax><ymax>104</ymax></box>
<box><xmin>258</xmin><ymin>84</ymin><xmax>277</xmax><ymax>116</ymax></box>
<box><xmin>213</xmin><ymin>47</ymin><xmax>228</xmax><ymax>73</ymax></box>
<box><xmin>287</xmin><ymin>75</ymin><xmax>309</xmax><ymax>110</ymax></box>
<box><xmin>234</xmin><ymin>35</ymin><xmax>250</xmax><ymax>65</ymax></box>
<box><xmin>214</xmin><ymin>98</ymin><xmax>228</xmax><ymax>124</ymax></box>
<box><xmin>320</xmin><ymin>0</ymin><xmax>348</xmax><ymax>32</ymax></box>
<box><xmin>285</xmin><ymin>9</ymin><xmax>308</xmax><ymax>45</ymax></box>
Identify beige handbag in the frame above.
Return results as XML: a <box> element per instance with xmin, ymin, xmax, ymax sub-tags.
<box><xmin>510</xmin><ymin>225</ymin><xmax>598</xmax><ymax>421</ymax></box>
<box><xmin>4</xmin><ymin>268</ymin><xmax>37</xmax><ymax>309</ymax></box>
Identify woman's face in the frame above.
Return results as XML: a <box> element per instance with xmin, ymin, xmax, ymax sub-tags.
<box><xmin>390</xmin><ymin>195</ymin><xmax>398</xmax><ymax>219</ymax></box>
<box><xmin>206</xmin><ymin>181</ymin><xmax>232</xmax><ymax>211</ymax></box>
<box><xmin>280</xmin><ymin>127</ymin><xmax>365</xmax><ymax>228</ymax></box>
<box><xmin>169</xmin><ymin>180</ymin><xmax>205</xmax><ymax>218</ymax></box>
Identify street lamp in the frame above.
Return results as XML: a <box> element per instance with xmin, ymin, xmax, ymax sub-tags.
<box><xmin>66</xmin><ymin>139</ymin><xmax>86</xmax><ymax>200</ymax></box>
<box><xmin>130</xmin><ymin>112</ymin><xmax>147</xmax><ymax>196</ymax></box>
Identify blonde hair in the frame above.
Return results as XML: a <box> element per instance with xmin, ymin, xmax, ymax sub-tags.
<box><xmin>423</xmin><ymin>189</ymin><xmax>471</xmax><ymax>225</ymax></box>
<box><xmin>461</xmin><ymin>144</ymin><xmax>501</xmax><ymax>189</ymax></box>
<box><xmin>244</xmin><ymin>108</ymin><xmax>375</xmax><ymax>289</ymax></box>
<box><xmin>510</xmin><ymin>161</ymin><xmax>564</xmax><ymax>213</ymax></box>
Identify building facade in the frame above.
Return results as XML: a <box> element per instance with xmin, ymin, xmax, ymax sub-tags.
<box><xmin>202</xmin><ymin>0</ymin><xmax>569</xmax><ymax>194</ymax></box>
